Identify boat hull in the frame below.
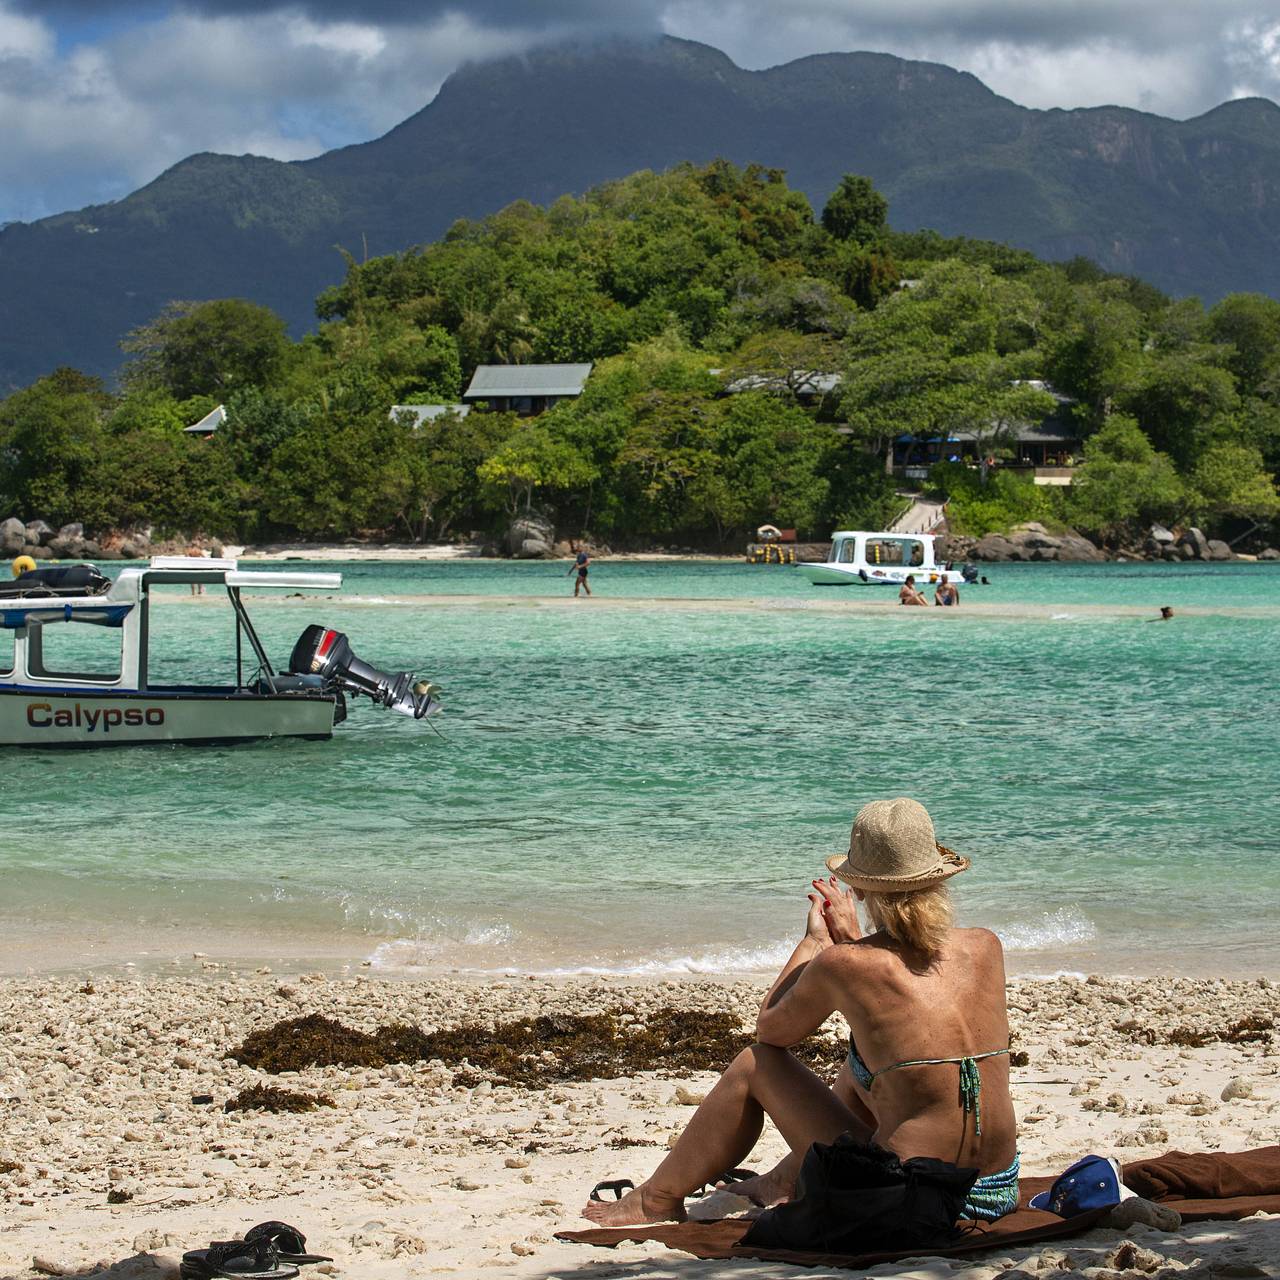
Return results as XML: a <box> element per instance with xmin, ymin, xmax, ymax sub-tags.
<box><xmin>797</xmin><ymin>563</ymin><xmax>963</xmax><ymax>587</ymax></box>
<box><xmin>0</xmin><ymin>688</ymin><xmax>337</xmax><ymax>748</ymax></box>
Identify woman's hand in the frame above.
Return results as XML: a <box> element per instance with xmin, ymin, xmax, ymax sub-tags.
<box><xmin>805</xmin><ymin>890</ymin><xmax>833</xmax><ymax>947</ymax></box>
<box><xmin>813</xmin><ymin>877</ymin><xmax>861</xmax><ymax>944</ymax></box>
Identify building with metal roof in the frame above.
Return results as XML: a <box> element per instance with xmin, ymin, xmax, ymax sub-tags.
<box><xmin>462</xmin><ymin>363</ymin><xmax>592</xmax><ymax>415</ymax></box>
<box><xmin>184</xmin><ymin>404</ymin><xmax>226</xmax><ymax>436</ymax></box>
<box><xmin>389</xmin><ymin>404</ymin><xmax>471</xmax><ymax>427</ymax></box>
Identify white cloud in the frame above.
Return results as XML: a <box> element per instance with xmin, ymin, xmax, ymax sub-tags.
<box><xmin>0</xmin><ymin>4</ymin><xmax>49</xmax><ymax>58</ymax></box>
<box><xmin>3</xmin><ymin>0</ymin><xmax>1280</xmax><ymax>225</ymax></box>
<box><xmin>0</xmin><ymin>4</ymin><xmax>526</xmax><ymax>223</ymax></box>
<box><xmin>658</xmin><ymin>1</ymin><xmax>1280</xmax><ymax>117</ymax></box>
<box><xmin>286</xmin><ymin>15</ymin><xmax>387</xmax><ymax>64</ymax></box>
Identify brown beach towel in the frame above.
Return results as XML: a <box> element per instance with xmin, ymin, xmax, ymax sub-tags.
<box><xmin>1124</xmin><ymin>1145</ymin><xmax>1280</xmax><ymax>1203</ymax></box>
<box><xmin>556</xmin><ymin>1148</ymin><xmax>1280</xmax><ymax>1269</ymax></box>
<box><xmin>1122</xmin><ymin>1145</ymin><xmax>1280</xmax><ymax>1220</ymax></box>
<box><xmin>557</xmin><ymin>1176</ymin><xmax>1105</xmax><ymax>1269</ymax></box>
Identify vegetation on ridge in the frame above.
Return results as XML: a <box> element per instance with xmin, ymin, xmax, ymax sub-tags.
<box><xmin>1</xmin><ymin>161</ymin><xmax>1278</xmax><ymax>549</ymax></box>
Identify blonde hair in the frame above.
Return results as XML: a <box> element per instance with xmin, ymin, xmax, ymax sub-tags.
<box><xmin>864</xmin><ymin>884</ymin><xmax>954</xmax><ymax>958</ymax></box>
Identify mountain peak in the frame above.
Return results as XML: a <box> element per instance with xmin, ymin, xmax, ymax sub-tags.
<box><xmin>3</xmin><ymin>36</ymin><xmax>1280</xmax><ymax>388</ymax></box>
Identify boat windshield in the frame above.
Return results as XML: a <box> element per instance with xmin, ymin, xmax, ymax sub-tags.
<box><xmin>837</xmin><ymin>539</ymin><xmax>859</xmax><ymax>563</ymax></box>
<box><xmin>26</xmin><ymin>617</ymin><xmax>123</xmax><ymax>683</ymax></box>
<box><xmin>865</xmin><ymin>537</ymin><xmax>925</xmax><ymax>567</ymax></box>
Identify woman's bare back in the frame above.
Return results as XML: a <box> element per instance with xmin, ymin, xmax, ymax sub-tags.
<box><xmin>829</xmin><ymin>926</ymin><xmax>1016</xmax><ymax>1173</ymax></box>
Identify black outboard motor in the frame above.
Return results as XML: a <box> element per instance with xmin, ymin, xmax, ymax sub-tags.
<box><xmin>288</xmin><ymin>625</ymin><xmax>439</xmax><ymax>719</ymax></box>
<box><xmin>961</xmin><ymin>563</ymin><xmax>980</xmax><ymax>584</ymax></box>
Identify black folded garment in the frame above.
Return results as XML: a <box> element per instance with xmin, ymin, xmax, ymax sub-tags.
<box><xmin>742</xmin><ymin>1136</ymin><xmax>978</xmax><ymax>1255</ymax></box>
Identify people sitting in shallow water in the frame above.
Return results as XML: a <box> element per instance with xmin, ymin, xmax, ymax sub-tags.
<box><xmin>581</xmin><ymin>798</ymin><xmax>1019</xmax><ymax>1230</ymax></box>
<box><xmin>898</xmin><ymin>575</ymin><xmax>929</xmax><ymax>606</ymax></box>
<box><xmin>935</xmin><ymin>579</ymin><xmax>959</xmax><ymax>607</ymax></box>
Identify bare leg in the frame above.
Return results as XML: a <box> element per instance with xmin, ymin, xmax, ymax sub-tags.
<box><xmin>582</xmin><ymin>1044</ymin><xmax>859</xmax><ymax>1226</ymax></box>
<box><xmin>728</xmin><ymin>1060</ymin><xmax>875</xmax><ymax>1206</ymax></box>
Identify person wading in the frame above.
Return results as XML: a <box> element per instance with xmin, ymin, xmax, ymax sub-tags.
<box><xmin>568</xmin><ymin>548</ymin><xmax>592</xmax><ymax>597</ymax></box>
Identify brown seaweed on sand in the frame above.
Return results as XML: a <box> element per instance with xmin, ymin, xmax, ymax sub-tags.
<box><xmin>232</xmin><ymin>1008</ymin><xmax>847</xmax><ymax>1088</ymax></box>
<box><xmin>224</xmin><ymin>1084</ymin><xmax>335</xmax><ymax>1113</ymax></box>
<box><xmin>1115</xmin><ymin>1014</ymin><xmax>1274</xmax><ymax>1048</ymax></box>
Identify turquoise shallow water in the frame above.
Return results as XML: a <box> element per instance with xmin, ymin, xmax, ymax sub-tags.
<box><xmin>4</xmin><ymin>559</ymin><xmax>1279</xmax><ymax>976</ymax></box>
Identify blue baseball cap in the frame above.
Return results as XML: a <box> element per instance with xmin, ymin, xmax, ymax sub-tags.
<box><xmin>1029</xmin><ymin>1156</ymin><xmax>1123</xmax><ymax>1216</ymax></box>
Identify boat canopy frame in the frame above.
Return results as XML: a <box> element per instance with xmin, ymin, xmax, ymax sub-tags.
<box><xmin>0</xmin><ymin>558</ymin><xmax>342</xmax><ymax>693</ymax></box>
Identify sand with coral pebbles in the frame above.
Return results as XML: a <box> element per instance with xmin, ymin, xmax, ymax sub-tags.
<box><xmin>0</xmin><ymin>971</ymin><xmax>1277</xmax><ymax>1280</ymax></box>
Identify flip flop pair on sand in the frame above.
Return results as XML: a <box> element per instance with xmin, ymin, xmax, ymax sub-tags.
<box><xmin>180</xmin><ymin>1221</ymin><xmax>330</xmax><ymax>1280</ymax></box>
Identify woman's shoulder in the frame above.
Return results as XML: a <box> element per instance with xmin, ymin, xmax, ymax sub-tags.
<box><xmin>956</xmin><ymin>925</ymin><xmax>1002</xmax><ymax>949</ymax></box>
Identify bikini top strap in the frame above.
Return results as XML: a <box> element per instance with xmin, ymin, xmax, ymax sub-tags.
<box><xmin>865</xmin><ymin>1046</ymin><xmax>1009</xmax><ymax>1082</ymax></box>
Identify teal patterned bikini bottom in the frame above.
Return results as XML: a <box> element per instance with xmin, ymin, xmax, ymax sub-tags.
<box><xmin>963</xmin><ymin>1152</ymin><xmax>1021</xmax><ymax>1221</ymax></box>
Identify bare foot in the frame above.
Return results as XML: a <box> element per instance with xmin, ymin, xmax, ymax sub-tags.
<box><xmin>720</xmin><ymin>1168</ymin><xmax>793</xmax><ymax>1207</ymax></box>
<box><xmin>581</xmin><ymin>1183</ymin><xmax>688</xmax><ymax>1226</ymax></box>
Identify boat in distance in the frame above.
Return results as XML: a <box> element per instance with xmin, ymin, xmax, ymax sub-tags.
<box><xmin>797</xmin><ymin>532</ymin><xmax>978</xmax><ymax>587</ymax></box>
<box><xmin>0</xmin><ymin>557</ymin><xmax>439</xmax><ymax>748</ymax></box>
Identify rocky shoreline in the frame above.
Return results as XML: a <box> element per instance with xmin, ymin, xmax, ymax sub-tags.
<box><xmin>941</xmin><ymin>522</ymin><xmax>1280</xmax><ymax>565</ymax></box>
<box><xmin>6</xmin><ymin>509</ymin><xmax>1279</xmax><ymax>569</ymax></box>
<box><xmin>1</xmin><ymin>516</ymin><xmax>222</xmax><ymax>563</ymax></box>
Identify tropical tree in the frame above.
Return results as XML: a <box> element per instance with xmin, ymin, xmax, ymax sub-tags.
<box><xmin>821</xmin><ymin>174</ymin><xmax>888</xmax><ymax>244</ymax></box>
<box><xmin>121</xmin><ymin>299</ymin><xmax>290</xmax><ymax>399</ymax></box>
<box><xmin>1067</xmin><ymin>414</ymin><xmax>1185</xmax><ymax>536</ymax></box>
<box><xmin>477</xmin><ymin>421</ymin><xmax>597</xmax><ymax>515</ymax></box>
<box><xmin>1188</xmin><ymin>442</ymin><xmax>1280</xmax><ymax>524</ymax></box>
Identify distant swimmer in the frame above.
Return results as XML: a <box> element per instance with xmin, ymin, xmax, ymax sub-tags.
<box><xmin>898</xmin><ymin>574</ymin><xmax>928</xmax><ymax>606</ymax></box>
<box><xmin>934</xmin><ymin>578</ymin><xmax>959</xmax><ymax>607</ymax></box>
<box><xmin>568</xmin><ymin>547</ymin><xmax>592</xmax><ymax>597</ymax></box>
<box><xmin>1147</xmin><ymin>605</ymin><xmax>1174</xmax><ymax>622</ymax></box>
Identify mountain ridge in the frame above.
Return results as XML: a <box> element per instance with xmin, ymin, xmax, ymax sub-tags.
<box><xmin>3</xmin><ymin>34</ymin><xmax>1280</xmax><ymax>388</ymax></box>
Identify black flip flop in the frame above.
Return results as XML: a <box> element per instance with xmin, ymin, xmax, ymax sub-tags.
<box><xmin>243</xmin><ymin>1222</ymin><xmax>331</xmax><ymax>1265</ymax></box>
<box><xmin>180</xmin><ymin>1239</ymin><xmax>299</xmax><ymax>1280</ymax></box>
<box><xmin>589</xmin><ymin>1178</ymin><xmax>634</xmax><ymax>1201</ymax></box>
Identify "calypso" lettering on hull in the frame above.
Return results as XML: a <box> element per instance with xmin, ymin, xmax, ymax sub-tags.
<box><xmin>27</xmin><ymin>703</ymin><xmax>166</xmax><ymax>732</ymax></box>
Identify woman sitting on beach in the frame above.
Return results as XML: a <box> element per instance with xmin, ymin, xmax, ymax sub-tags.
<box><xmin>582</xmin><ymin>797</ymin><xmax>1018</xmax><ymax>1229</ymax></box>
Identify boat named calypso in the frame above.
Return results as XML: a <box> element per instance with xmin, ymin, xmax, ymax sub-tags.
<box><xmin>0</xmin><ymin>557</ymin><xmax>441</xmax><ymax>749</ymax></box>
<box><xmin>26</xmin><ymin>700</ymin><xmax>166</xmax><ymax>732</ymax></box>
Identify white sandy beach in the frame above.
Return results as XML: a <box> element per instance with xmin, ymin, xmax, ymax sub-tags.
<box><xmin>228</xmin><ymin>545</ymin><xmax>736</xmax><ymax>563</ymax></box>
<box><xmin>1</xmin><ymin>972</ymin><xmax>1276</xmax><ymax>1280</ymax></box>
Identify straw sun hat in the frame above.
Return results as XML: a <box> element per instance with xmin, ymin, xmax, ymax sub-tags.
<box><xmin>825</xmin><ymin>797</ymin><xmax>969</xmax><ymax>893</ymax></box>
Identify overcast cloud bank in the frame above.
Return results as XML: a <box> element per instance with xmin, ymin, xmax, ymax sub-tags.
<box><xmin>2</xmin><ymin>1</ymin><xmax>1280</xmax><ymax>225</ymax></box>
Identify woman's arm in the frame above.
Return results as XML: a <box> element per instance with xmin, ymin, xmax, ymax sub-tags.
<box><xmin>755</xmin><ymin>892</ymin><xmax>838</xmax><ymax>1047</ymax></box>
<box><xmin>756</xmin><ymin>944</ymin><xmax>840</xmax><ymax>1047</ymax></box>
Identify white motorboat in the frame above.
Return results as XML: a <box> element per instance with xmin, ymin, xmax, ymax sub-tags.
<box><xmin>0</xmin><ymin>557</ymin><xmax>439</xmax><ymax>748</ymax></box>
<box><xmin>797</xmin><ymin>532</ymin><xmax>978</xmax><ymax>587</ymax></box>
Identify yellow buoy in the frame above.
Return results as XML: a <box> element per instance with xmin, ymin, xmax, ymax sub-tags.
<box><xmin>12</xmin><ymin>554</ymin><xmax>36</xmax><ymax>578</ymax></box>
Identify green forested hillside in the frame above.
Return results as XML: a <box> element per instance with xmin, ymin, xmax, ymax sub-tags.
<box><xmin>1</xmin><ymin>163</ymin><xmax>1277</xmax><ymax>551</ymax></box>
<box><xmin>3</xmin><ymin>36</ymin><xmax>1280</xmax><ymax>389</ymax></box>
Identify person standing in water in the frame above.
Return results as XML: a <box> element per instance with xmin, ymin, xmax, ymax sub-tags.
<box><xmin>186</xmin><ymin>542</ymin><xmax>206</xmax><ymax>596</ymax></box>
<box><xmin>568</xmin><ymin>547</ymin><xmax>592</xmax><ymax>597</ymax></box>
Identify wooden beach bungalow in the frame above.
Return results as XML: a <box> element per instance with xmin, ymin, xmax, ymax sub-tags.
<box><xmin>894</xmin><ymin>382</ymin><xmax>1084</xmax><ymax>485</ymax></box>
